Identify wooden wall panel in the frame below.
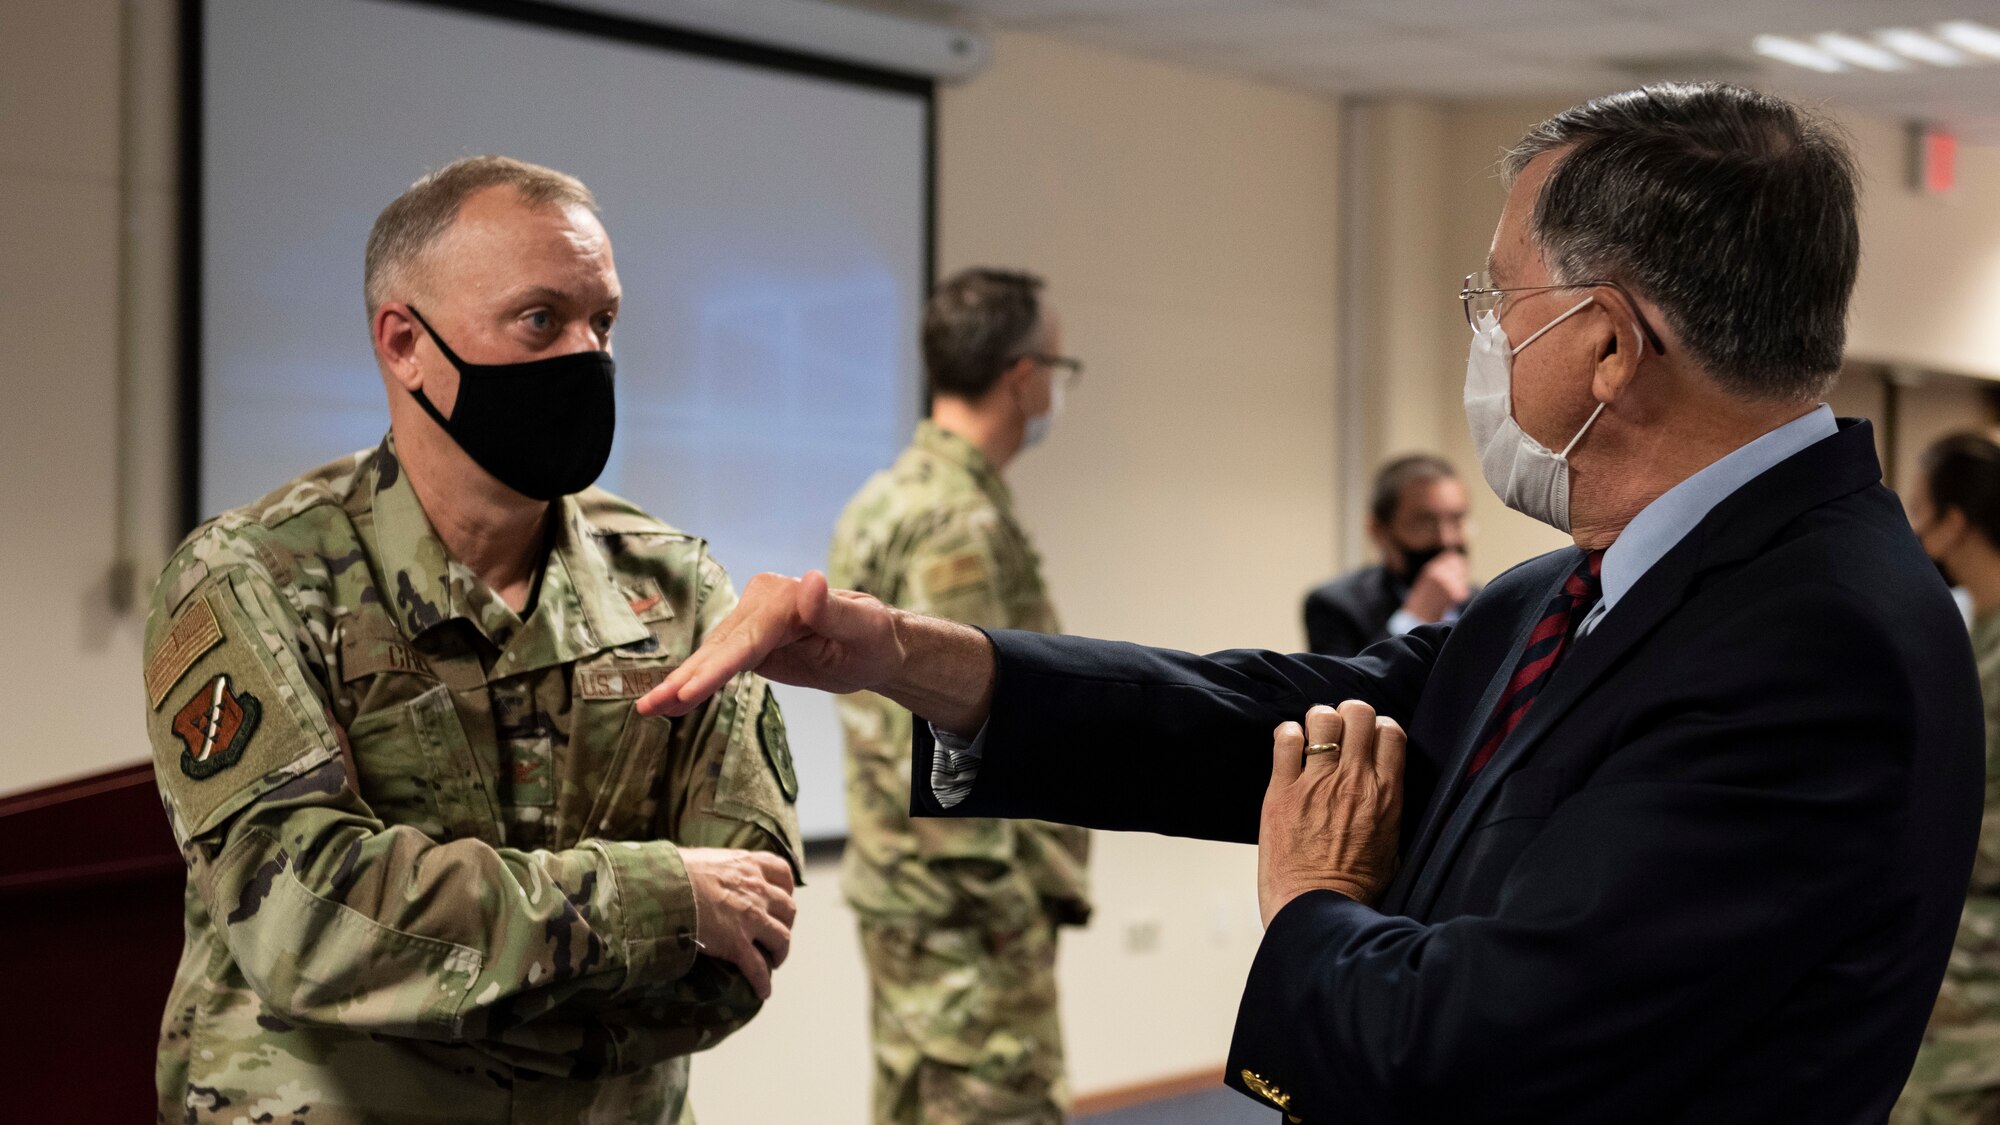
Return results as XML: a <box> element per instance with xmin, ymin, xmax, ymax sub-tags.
<box><xmin>0</xmin><ymin>763</ymin><xmax>183</xmax><ymax>1119</ymax></box>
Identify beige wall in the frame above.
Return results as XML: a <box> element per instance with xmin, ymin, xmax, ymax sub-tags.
<box><xmin>1849</xmin><ymin>116</ymin><xmax>2000</xmax><ymax>383</ymax></box>
<box><xmin>694</xmin><ymin>29</ymin><xmax>1343</xmax><ymax>1122</ymax></box>
<box><xmin>3</xmin><ymin>0</ymin><xmax>180</xmax><ymax>797</ymax></box>
<box><xmin>1344</xmin><ymin>97</ymin><xmax>1574</xmax><ymax>581</ymax></box>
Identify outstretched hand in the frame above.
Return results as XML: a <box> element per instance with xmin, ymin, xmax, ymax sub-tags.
<box><xmin>638</xmin><ymin>571</ymin><xmax>905</xmax><ymax>718</ymax></box>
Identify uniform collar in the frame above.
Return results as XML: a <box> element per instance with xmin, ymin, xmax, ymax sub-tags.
<box><xmin>366</xmin><ymin>435</ymin><xmax>649</xmax><ymax>673</ymax></box>
<box><xmin>914</xmin><ymin>420</ymin><xmax>1014</xmax><ymax>514</ymax></box>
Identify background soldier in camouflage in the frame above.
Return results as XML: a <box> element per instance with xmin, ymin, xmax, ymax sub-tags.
<box><xmin>142</xmin><ymin>156</ymin><xmax>801</xmax><ymax>1124</ymax></box>
<box><xmin>829</xmin><ymin>268</ymin><xmax>1091</xmax><ymax>1124</ymax></box>
<box><xmin>1898</xmin><ymin>433</ymin><xmax>2000</xmax><ymax>1125</ymax></box>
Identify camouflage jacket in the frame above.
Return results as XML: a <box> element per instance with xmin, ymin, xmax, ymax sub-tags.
<box><xmin>1934</xmin><ymin>609</ymin><xmax>2000</xmax><ymax>1036</ymax></box>
<box><xmin>829</xmin><ymin>421</ymin><xmax>1090</xmax><ymax>931</ymax></box>
<box><xmin>141</xmin><ymin>437</ymin><xmax>802</xmax><ymax>1125</ymax></box>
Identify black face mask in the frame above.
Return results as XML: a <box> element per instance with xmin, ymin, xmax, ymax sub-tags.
<box><xmin>1394</xmin><ymin>543</ymin><xmax>1460</xmax><ymax>582</ymax></box>
<box><xmin>406</xmin><ymin>306</ymin><xmax>616</xmax><ymax>501</ymax></box>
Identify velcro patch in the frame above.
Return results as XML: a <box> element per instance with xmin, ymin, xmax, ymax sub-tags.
<box><xmin>760</xmin><ymin>689</ymin><xmax>798</xmax><ymax>802</ymax></box>
<box><xmin>921</xmin><ymin>552</ymin><xmax>988</xmax><ymax>597</ymax></box>
<box><xmin>147</xmin><ymin>596</ymin><xmax>224</xmax><ymax>709</ymax></box>
<box><xmin>171</xmin><ymin>674</ymin><xmax>262</xmax><ymax>779</ymax></box>
<box><xmin>619</xmin><ymin>577</ymin><xmax>674</xmax><ymax>622</ymax></box>
<box><xmin>339</xmin><ymin>620</ymin><xmax>434</xmax><ymax>683</ymax></box>
<box><xmin>575</xmin><ymin>663</ymin><xmax>674</xmax><ymax>700</ymax></box>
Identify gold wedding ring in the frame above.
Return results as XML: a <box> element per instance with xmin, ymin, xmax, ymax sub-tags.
<box><xmin>1304</xmin><ymin>742</ymin><xmax>1341</xmax><ymax>756</ymax></box>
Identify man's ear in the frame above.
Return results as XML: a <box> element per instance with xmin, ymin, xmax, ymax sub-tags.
<box><xmin>1001</xmin><ymin>354</ymin><xmax>1039</xmax><ymax>395</ymax></box>
<box><xmin>1589</xmin><ymin>298</ymin><xmax>1647</xmax><ymax>407</ymax></box>
<box><xmin>373</xmin><ymin>303</ymin><xmax>424</xmax><ymax>393</ymax></box>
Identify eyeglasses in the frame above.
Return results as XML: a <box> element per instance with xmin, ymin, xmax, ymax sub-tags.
<box><xmin>1020</xmin><ymin>353</ymin><xmax>1085</xmax><ymax>389</ymax></box>
<box><xmin>1460</xmin><ymin>271</ymin><xmax>1666</xmax><ymax>354</ymax></box>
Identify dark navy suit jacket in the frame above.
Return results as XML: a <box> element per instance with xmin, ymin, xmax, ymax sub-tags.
<box><xmin>1304</xmin><ymin>564</ymin><xmax>1404</xmax><ymax>656</ymax></box>
<box><xmin>912</xmin><ymin>420</ymin><xmax>1983</xmax><ymax>1123</ymax></box>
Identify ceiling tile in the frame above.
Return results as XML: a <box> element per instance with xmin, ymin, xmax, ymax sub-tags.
<box><xmin>887</xmin><ymin>0</ymin><xmax>2000</xmax><ymax>143</ymax></box>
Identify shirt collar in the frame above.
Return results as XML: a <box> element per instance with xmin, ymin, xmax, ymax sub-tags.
<box><xmin>914</xmin><ymin>420</ymin><xmax>1014</xmax><ymax>514</ymax></box>
<box><xmin>1597</xmin><ymin>404</ymin><xmax>1839</xmax><ymax>616</ymax></box>
<box><xmin>366</xmin><ymin>434</ymin><xmax>648</xmax><ymax>670</ymax></box>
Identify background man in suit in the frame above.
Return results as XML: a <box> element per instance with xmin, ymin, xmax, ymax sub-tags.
<box><xmin>1303</xmin><ymin>454</ymin><xmax>1474</xmax><ymax>656</ymax></box>
<box><xmin>638</xmin><ymin>83</ymin><xmax>1984</xmax><ymax>1123</ymax></box>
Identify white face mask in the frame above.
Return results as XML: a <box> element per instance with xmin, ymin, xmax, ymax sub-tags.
<box><xmin>1462</xmin><ymin>300</ymin><xmax>1605</xmax><ymax>532</ymax></box>
<box><xmin>1021</xmin><ymin>370</ymin><xmax>1064</xmax><ymax>450</ymax></box>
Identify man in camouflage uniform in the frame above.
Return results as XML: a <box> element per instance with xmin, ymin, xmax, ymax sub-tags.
<box><xmin>1897</xmin><ymin>434</ymin><xmax>2000</xmax><ymax>1125</ymax></box>
<box><xmin>141</xmin><ymin>156</ymin><xmax>801</xmax><ymax>1124</ymax></box>
<box><xmin>829</xmin><ymin>268</ymin><xmax>1091</xmax><ymax>1124</ymax></box>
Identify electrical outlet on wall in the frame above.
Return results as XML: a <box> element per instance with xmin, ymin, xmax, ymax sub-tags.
<box><xmin>1124</xmin><ymin>915</ymin><xmax>1162</xmax><ymax>954</ymax></box>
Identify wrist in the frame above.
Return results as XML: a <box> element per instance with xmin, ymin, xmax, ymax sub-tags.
<box><xmin>880</xmin><ymin>613</ymin><xmax>995</xmax><ymax>736</ymax></box>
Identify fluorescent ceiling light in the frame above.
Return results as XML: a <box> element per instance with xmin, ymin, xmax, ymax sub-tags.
<box><xmin>1876</xmin><ymin>28</ymin><xmax>1971</xmax><ymax>67</ymax></box>
<box><xmin>1936</xmin><ymin>20</ymin><xmax>2000</xmax><ymax>60</ymax></box>
<box><xmin>1754</xmin><ymin>34</ymin><xmax>1848</xmax><ymax>73</ymax></box>
<box><xmin>1815</xmin><ymin>31</ymin><xmax>1911</xmax><ymax>70</ymax></box>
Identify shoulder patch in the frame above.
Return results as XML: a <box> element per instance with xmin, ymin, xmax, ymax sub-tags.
<box><xmin>760</xmin><ymin>690</ymin><xmax>798</xmax><ymax>802</ymax></box>
<box><xmin>170</xmin><ymin>674</ymin><xmax>262</xmax><ymax>779</ymax></box>
<box><xmin>147</xmin><ymin>596</ymin><xmax>224</xmax><ymax>709</ymax></box>
<box><xmin>921</xmin><ymin>552</ymin><xmax>988</xmax><ymax>597</ymax></box>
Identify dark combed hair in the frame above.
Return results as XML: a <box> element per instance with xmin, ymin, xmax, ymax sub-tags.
<box><xmin>1922</xmin><ymin>432</ymin><xmax>2000</xmax><ymax>548</ymax></box>
<box><xmin>1505</xmin><ymin>82</ymin><xmax>1860</xmax><ymax>402</ymax></box>
<box><xmin>1371</xmin><ymin>454</ymin><xmax>1457</xmax><ymax>526</ymax></box>
<box><xmin>922</xmin><ymin>268</ymin><xmax>1045</xmax><ymax>400</ymax></box>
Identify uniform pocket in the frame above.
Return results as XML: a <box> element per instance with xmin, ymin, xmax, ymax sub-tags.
<box><xmin>344</xmin><ymin>702</ymin><xmax>444</xmax><ymax>836</ymax></box>
<box><xmin>578</xmin><ymin>705</ymin><xmax>673</xmax><ymax>841</ymax></box>
<box><xmin>345</xmin><ymin>683</ymin><xmax>497</xmax><ymax>842</ymax></box>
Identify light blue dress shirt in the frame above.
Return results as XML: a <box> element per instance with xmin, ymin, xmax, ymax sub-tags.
<box><xmin>932</xmin><ymin>405</ymin><xmax>1842</xmax><ymax>807</ymax></box>
<box><xmin>1575</xmin><ymin>404</ymin><xmax>1836</xmax><ymax>637</ymax></box>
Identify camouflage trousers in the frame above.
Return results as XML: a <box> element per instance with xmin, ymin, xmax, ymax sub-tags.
<box><xmin>858</xmin><ymin>917</ymin><xmax>1069</xmax><ymax>1125</ymax></box>
<box><xmin>1896</xmin><ymin>1026</ymin><xmax>2000</xmax><ymax>1125</ymax></box>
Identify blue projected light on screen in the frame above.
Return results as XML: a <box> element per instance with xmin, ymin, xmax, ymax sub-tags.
<box><xmin>200</xmin><ymin>0</ymin><xmax>928</xmax><ymax>839</ymax></box>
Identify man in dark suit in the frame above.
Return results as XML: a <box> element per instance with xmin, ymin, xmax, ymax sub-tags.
<box><xmin>640</xmin><ymin>83</ymin><xmax>1984</xmax><ymax>1123</ymax></box>
<box><xmin>1304</xmin><ymin>454</ymin><xmax>1474</xmax><ymax>656</ymax></box>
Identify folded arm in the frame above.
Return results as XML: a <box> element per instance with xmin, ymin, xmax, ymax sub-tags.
<box><xmin>145</xmin><ymin>548</ymin><xmax>791</xmax><ymax>1077</ymax></box>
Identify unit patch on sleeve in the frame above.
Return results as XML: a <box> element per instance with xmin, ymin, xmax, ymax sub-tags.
<box><xmin>759</xmin><ymin>689</ymin><xmax>798</xmax><ymax>802</ymax></box>
<box><xmin>171</xmin><ymin>674</ymin><xmax>263</xmax><ymax>780</ymax></box>
<box><xmin>147</xmin><ymin>596</ymin><xmax>225</xmax><ymax>709</ymax></box>
<box><xmin>921</xmin><ymin>552</ymin><xmax>988</xmax><ymax>597</ymax></box>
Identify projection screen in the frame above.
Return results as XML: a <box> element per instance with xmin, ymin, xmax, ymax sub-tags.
<box><xmin>195</xmin><ymin>0</ymin><xmax>931</xmax><ymax>840</ymax></box>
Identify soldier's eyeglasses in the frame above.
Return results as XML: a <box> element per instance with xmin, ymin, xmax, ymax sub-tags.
<box><xmin>1021</xmin><ymin>353</ymin><xmax>1085</xmax><ymax>390</ymax></box>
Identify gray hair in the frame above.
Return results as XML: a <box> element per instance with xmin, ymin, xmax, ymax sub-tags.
<box><xmin>1505</xmin><ymin>83</ymin><xmax>1859</xmax><ymax>402</ymax></box>
<box><xmin>364</xmin><ymin>155</ymin><xmax>599</xmax><ymax>314</ymax></box>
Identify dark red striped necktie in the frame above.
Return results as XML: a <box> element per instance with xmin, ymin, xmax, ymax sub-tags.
<box><xmin>1465</xmin><ymin>550</ymin><xmax>1605</xmax><ymax>778</ymax></box>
